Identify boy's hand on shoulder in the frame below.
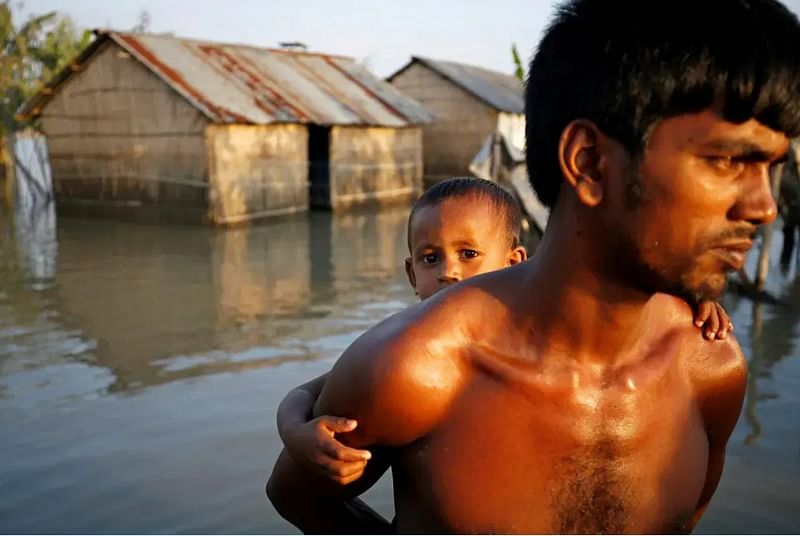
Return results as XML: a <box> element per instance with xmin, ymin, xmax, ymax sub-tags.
<box><xmin>694</xmin><ymin>300</ymin><xmax>734</xmax><ymax>341</ymax></box>
<box><xmin>283</xmin><ymin>415</ymin><xmax>372</xmax><ymax>486</ymax></box>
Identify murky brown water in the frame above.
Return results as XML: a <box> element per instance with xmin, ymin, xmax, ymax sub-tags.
<box><xmin>0</xmin><ymin>205</ymin><xmax>798</xmax><ymax>534</ymax></box>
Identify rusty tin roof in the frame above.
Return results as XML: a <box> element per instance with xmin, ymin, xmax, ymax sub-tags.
<box><xmin>22</xmin><ymin>30</ymin><xmax>433</xmax><ymax>127</ymax></box>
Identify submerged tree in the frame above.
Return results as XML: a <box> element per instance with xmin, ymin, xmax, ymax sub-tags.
<box><xmin>0</xmin><ymin>1</ymin><xmax>91</xmax><ymax>204</ymax></box>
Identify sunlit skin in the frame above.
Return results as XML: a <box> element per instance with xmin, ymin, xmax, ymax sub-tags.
<box><xmin>603</xmin><ymin>111</ymin><xmax>788</xmax><ymax>304</ymax></box>
<box><xmin>268</xmin><ymin>108</ymin><xmax>786</xmax><ymax>534</ymax></box>
<box><xmin>273</xmin><ymin>196</ymin><xmax>526</xmax><ymax>484</ymax></box>
<box><xmin>274</xmin><ymin>194</ymin><xmax>732</xmax><ymax>488</ymax></box>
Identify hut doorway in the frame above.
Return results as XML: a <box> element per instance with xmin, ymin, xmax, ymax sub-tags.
<box><xmin>308</xmin><ymin>125</ymin><xmax>331</xmax><ymax>208</ymax></box>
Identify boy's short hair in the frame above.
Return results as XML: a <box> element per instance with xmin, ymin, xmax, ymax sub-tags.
<box><xmin>407</xmin><ymin>177</ymin><xmax>523</xmax><ymax>251</ymax></box>
<box><xmin>526</xmin><ymin>0</ymin><xmax>800</xmax><ymax>208</ymax></box>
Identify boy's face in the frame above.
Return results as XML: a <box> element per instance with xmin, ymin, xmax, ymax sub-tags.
<box><xmin>405</xmin><ymin>196</ymin><xmax>527</xmax><ymax>301</ymax></box>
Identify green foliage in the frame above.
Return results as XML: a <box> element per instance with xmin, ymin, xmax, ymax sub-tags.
<box><xmin>33</xmin><ymin>17</ymin><xmax>93</xmax><ymax>74</ymax></box>
<box><xmin>511</xmin><ymin>43</ymin><xmax>526</xmax><ymax>84</ymax></box>
<box><xmin>0</xmin><ymin>1</ymin><xmax>93</xmax><ymax>136</ymax></box>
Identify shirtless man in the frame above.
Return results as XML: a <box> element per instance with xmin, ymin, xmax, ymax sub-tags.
<box><xmin>267</xmin><ymin>0</ymin><xmax>800</xmax><ymax>532</ymax></box>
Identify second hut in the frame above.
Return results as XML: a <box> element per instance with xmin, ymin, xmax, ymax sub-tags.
<box><xmin>388</xmin><ymin>56</ymin><xmax>524</xmax><ymax>187</ymax></box>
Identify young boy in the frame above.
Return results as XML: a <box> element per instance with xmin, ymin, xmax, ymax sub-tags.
<box><xmin>275</xmin><ymin>177</ymin><xmax>732</xmax><ymax>486</ymax></box>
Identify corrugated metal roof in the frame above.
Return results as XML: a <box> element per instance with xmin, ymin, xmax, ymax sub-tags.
<box><xmin>390</xmin><ymin>56</ymin><xmax>524</xmax><ymax>114</ymax></box>
<box><xmin>22</xmin><ymin>31</ymin><xmax>433</xmax><ymax>127</ymax></box>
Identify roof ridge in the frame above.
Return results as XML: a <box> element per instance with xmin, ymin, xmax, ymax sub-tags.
<box><xmin>96</xmin><ymin>29</ymin><xmax>355</xmax><ymax>62</ymax></box>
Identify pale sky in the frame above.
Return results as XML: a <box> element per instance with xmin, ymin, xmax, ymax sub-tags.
<box><xmin>17</xmin><ymin>0</ymin><xmax>800</xmax><ymax>79</ymax></box>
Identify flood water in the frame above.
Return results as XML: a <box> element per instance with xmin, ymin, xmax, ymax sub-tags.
<box><xmin>0</xmin><ymin>205</ymin><xmax>798</xmax><ymax>534</ymax></box>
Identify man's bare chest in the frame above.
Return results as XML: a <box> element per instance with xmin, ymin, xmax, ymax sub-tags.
<box><xmin>393</xmin><ymin>368</ymin><xmax>710</xmax><ymax>534</ymax></box>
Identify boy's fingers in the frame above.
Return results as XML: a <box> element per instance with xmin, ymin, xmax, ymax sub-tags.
<box><xmin>335</xmin><ymin>470</ymin><xmax>366</xmax><ymax>486</ymax></box>
<box><xmin>715</xmin><ymin>303</ymin><xmax>729</xmax><ymax>339</ymax></box>
<box><xmin>319</xmin><ymin>438</ymin><xmax>372</xmax><ymax>462</ymax></box>
<box><xmin>704</xmin><ymin>307</ymin><xmax>720</xmax><ymax>340</ymax></box>
<box><xmin>317</xmin><ymin>458</ymin><xmax>367</xmax><ymax>479</ymax></box>
<box><xmin>714</xmin><ymin>304</ymin><xmax>725</xmax><ymax>338</ymax></box>
<box><xmin>695</xmin><ymin>301</ymin><xmax>712</xmax><ymax>327</ymax></box>
<box><xmin>717</xmin><ymin>303</ymin><xmax>734</xmax><ymax>332</ymax></box>
<box><xmin>319</xmin><ymin>416</ymin><xmax>358</xmax><ymax>434</ymax></box>
<box><xmin>715</xmin><ymin>302</ymin><xmax>730</xmax><ymax>322</ymax></box>
<box><xmin>335</xmin><ymin>461</ymin><xmax>368</xmax><ymax>478</ymax></box>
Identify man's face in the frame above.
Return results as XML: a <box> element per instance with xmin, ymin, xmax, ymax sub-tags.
<box><xmin>405</xmin><ymin>197</ymin><xmax>525</xmax><ymax>301</ymax></box>
<box><xmin>606</xmin><ymin>109</ymin><xmax>788</xmax><ymax>302</ymax></box>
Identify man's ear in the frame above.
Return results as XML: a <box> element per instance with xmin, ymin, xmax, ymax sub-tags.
<box><xmin>507</xmin><ymin>246</ymin><xmax>527</xmax><ymax>266</ymax></box>
<box><xmin>557</xmin><ymin>119</ymin><xmax>606</xmax><ymax>207</ymax></box>
<box><xmin>404</xmin><ymin>257</ymin><xmax>418</xmax><ymax>293</ymax></box>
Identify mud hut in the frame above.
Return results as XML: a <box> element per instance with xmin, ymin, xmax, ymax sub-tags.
<box><xmin>20</xmin><ymin>31</ymin><xmax>431</xmax><ymax>224</ymax></box>
<box><xmin>388</xmin><ymin>56</ymin><xmax>524</xmax><ymax>187</ymax></box>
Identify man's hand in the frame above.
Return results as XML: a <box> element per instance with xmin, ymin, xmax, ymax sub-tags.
<box><xmin>284</xmin><ymin>415</ymin><xmax>372</xmax><ymax>485</ymax></box>
<box><xmin>694</xmin><ymin>300</ymin><xmax>733</xmax><ymax>340</ymax></box>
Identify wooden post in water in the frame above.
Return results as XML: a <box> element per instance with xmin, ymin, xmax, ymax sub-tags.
<box><xmin>754</xmin><ymin>163</ymin><xmax>785</xmax><ymax>292</ymax></box>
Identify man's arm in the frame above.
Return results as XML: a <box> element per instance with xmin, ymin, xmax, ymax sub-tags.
<box><xmin>267</xmin><ymin>311</ymin><xmax>466</xmax><ymax>533</ymax></box>
<box><xmin>687</xmin><ymin>341</ymin><xmax>748</xmax><ymax>531</ymax></box>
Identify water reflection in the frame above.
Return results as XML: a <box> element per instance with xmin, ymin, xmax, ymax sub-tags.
<box><xmin>2</xmin><ymin>207</ymin><xmax>799</xmax><ymax>534</ymax></box>
<box><xmin>0</xmin><ymin>206</ymin><xmax>412</xmax><ymax>398</ymax></box>
<box><xmin>743</xmin><ymin>271</ymin><xmax>800</xmax><ymax>445</ymax></box>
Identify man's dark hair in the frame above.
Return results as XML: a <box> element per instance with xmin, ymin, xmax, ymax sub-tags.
<box><xmin>407</xmin><ymin>177</ymin><xmax>523</xmax><ymax>251</ymax></box>
<box><xmin>525</xmin><ymin>0</ymin><xmax>800</xmax><ymax>208</ymax></box>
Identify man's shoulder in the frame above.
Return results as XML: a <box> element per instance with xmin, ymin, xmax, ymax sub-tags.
<box><xmin>667</xmin><ymin>296</ymin><xmax>745</xmax><ymax>381</ymax></box>
<box><xmin>655</xmin><ymin>294</ymin><xmax>747</xmax><ymax>431</ymax></box>
<box><xmin>654</xmin><ymin>294</ymin><xmax>744</xmax><ymax>362</ymax></box>
<box><xmin>651</xmin><ymin>293</ymin><xmax>747</xmax><ymax>405</ymax></box>
<box><xmin>689</xmin><ymin>334</ymin><xmax>747</xmax><ymax>440</ymax></box>
<box><xmin>361</xmin><ymin>274</ymin><xmax>511</xmax><ymax>363</ymax></box>
<box><xmin>692</xmin><ymin>334</ymin><xmax>747</xmax><ymax>400</ymax></box>
<box><xmin>316</xmin><ymin>283</ymin><xmax>502</xmax><ymax>446</ymax></box>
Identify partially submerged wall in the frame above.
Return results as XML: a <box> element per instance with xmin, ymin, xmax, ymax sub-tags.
<box><xmin>206</xmin><ymin>123</ymin><xmax>308</xmax><ymax>225</ymax></box>
<box><xmin>328</xmin><ymin>126</ymin><xmax>422</xmax><ymax>211</ymax></box>
<box><xmin>39</xmin><ymin>40</ymin><xmax>210</xmax><ymax>222</ymax></box>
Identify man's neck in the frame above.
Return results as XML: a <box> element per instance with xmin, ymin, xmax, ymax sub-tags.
<box><xmin>521</xmin><ymin>214</ymin><xmax>657</xmax><ymax>367</ymax></box>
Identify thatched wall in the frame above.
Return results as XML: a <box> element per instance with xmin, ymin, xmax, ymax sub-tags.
<box><xmin>328</xmin><ymin>126</ymin><xmax>422</xmax><ymax>210</ymax></box>
<box><xmin>39</xmin><ymin>41</ymin><xmax>210</xmax><ymax>222</ymax></box>
<box><xmin>206</xmin><ymin>124</ymin><xmax>308</xmax><ymax>225</ymax></box>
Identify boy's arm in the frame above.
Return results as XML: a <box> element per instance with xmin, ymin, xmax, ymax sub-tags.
<box><xmin>268</xmin><ymin>448</ymin><xmax>394</xmax><ymax>534</ymax></box>
<box><xmin>276</xmin><ymin>373</ymin><xmax>372</xmax><ymax>484</ymax></box>
<box><xmin>276</xmin><ymin>374</ymin><xmax>327</xmax><ymax>445</ymax></box>
<box><xmin>687</xmin><ymin>341</ymin><xmax>747</xmax><ymax>531</ymax></box>
<box><xmin>267</xmin><ymin>349</ymin><xmax>396</xmax><ymax>534</ymax></box>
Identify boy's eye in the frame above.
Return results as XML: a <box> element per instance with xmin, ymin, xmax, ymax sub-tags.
<box><xmin>421</xmin><ymin>254</ymin><xmax>439</xmax><ymax>264</ymax></box>
<box><xmin>460</xmin><ymin>249</ymin><xmax>479</xmax><ymax>259</ymax></box>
